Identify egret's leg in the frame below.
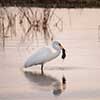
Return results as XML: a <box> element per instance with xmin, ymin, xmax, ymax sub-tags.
<box><xmin>41</xmin><ymin>64</ymin><xmax>44</xmax><ymax>75</ymax></box>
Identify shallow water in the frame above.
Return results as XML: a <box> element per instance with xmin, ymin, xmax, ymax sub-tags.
<box><xmin>0</xmin><ymin>8</ymin><xmax>100</xmax><ymax>100</ymax></box>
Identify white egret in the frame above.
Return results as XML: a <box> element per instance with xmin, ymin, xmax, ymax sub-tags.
<box><xmin>24</xmin><ymin>41</ymin><xmax>66</xmax><ymax>73</ymax></box>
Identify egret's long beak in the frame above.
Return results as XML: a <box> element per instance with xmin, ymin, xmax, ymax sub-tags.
<box><xmin>60</xmin><ymin>44</ymin><xmax>64</xmax><ymax>49</ymax></box>
<box><xmin>59</xmin><ymin>44</ymin><xmax>66</xmax><ymax>59</ymax></box>
<box><xmin>59</xmin><ymin>43</ymin><xmax>64</xmax><ymax>49</ymax></box>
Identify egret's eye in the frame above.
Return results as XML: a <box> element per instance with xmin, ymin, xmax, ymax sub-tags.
<box><xmin>58</xmin><ymin>43</ymin><xmax>61</xmax><ymax>46</ymax></box>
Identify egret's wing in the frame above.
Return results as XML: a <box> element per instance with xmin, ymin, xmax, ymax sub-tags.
<box><xmin>24</xmin><ymin>47</ymin><xmax>52</xmax><ymax>67</ymax></box>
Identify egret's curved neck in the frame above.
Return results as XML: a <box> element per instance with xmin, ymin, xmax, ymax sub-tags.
<box><xmin>53</xmin><ymin>48</ymin><xmax>61</xmax><ymax>58</ymax></box>
<box><xmin>52</xmin><ymin>42</ymin><xmax>61</xmax><ymax>58</ymax></box>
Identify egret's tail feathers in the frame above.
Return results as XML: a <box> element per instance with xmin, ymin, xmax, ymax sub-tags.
<box><xmin>24</xmin><ymin>62</ymin><xmax>33</xmax><ymax>68</ymax></box>
<box><xmin>24</xmin><ymin>61</ymin><xmax>30</xmax><ymax>68</ymax></box>
<box><xmin>24</xmin><ymin>63</ymin><xmax>30</xmax><ymax>68</ymax></box>
<box><xmin>24</xmin><ymin>64</ymin><xmax>28</xmax><ymax>68</ymax></box>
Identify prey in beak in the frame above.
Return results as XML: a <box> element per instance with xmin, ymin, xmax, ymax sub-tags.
<box><xmin>59</xmin><ymin>43</ymin><xmax>66</xmax><ymax>59</ymax></box>
<box><xmin>62</xmin><ymin>48</ymin><xmax>66</xmax><ymax>59</ymax></box>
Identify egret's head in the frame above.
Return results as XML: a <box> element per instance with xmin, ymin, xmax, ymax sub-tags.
<box><xmin>52</xmin><ymin>41</ymin><xmax>66</xmax><ymax>59</ymax></box>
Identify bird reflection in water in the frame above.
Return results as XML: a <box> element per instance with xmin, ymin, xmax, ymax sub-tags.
<box><xmin>53</xmin><ymin>76</ymin><xmax>66</xmax><ymax>96</ymax></box>
<box><xmin>23</xmin><ymin>71</ymin><xmax>66</xmax><ymax>96</ymax></box>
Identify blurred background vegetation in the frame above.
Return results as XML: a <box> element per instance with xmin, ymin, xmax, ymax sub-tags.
<box><xmin>0</xmin><ymin>0</ymin><xmax>100</xmax><ymax>48</ymax></box>
<box><xmin>0</xmin><ymin>0</ymin><xmax>100</xmax><ymax>8</ymax></box>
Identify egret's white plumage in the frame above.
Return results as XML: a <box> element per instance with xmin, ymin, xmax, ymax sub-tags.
<box><xmin>25</xmin><ymin>47</ymin><xmax>60</xmax><ymax>67</ymax></box>
<box><xmin>24</xmin><ymin>41</ymin><xmax>66</xmax><ymax>72</ymax></box>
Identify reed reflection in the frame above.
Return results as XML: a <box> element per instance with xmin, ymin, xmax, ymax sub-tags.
<box><xmin>23</xmin><ymin>70</ymin><xmax>66</xmax><ymax>96</ymax></box>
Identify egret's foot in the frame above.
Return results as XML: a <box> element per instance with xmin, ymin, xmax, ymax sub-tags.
<box><xmin>41</xmin><ymin>64</ymin><xmax>44</xmax><ymax>75</ymax></box>
<box><xmin>41</xmin><ymin>69</ymin><xmax>44</xmax><ymax>75</ymax></box>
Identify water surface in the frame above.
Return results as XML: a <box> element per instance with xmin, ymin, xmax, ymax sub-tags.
<box><xmin>0</xmin><ymin>8</ymin><xmax>100</xmax><ymax>100</ymax></box>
